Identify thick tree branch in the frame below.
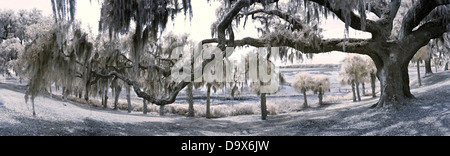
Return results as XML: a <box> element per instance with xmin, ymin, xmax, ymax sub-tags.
<box><xmin>202</xmin><ymin>36</ymin><xmax>371</xmax><ymax>55</ymax></box>
<box><xmin>105</xmin><ymin>63</ymin><xmax>171</xmax><ymax>77</ymax></box>
<box><xmin>386</xmin><ymin>0</ymin><xmax>401</xmax><ymax>23</ymax></box>
<box><xmin>400</xmin><ymin>19</ymin><xmax>449</xmax><ymax>62</ymax></box>
<box><xmin>307</xmin><ymin>0</ymin><xmax>379</xmax><ymax>34</ymax></box>
<box><xmin>217</xmin><ymin>0</ymin><xmax>280</xmax><ymax>50</ymax></box>
<box><xmin>368</xmin><ymin>2</ymin><xmax>386</xmax><ymax>18</ymax></box>
<box><xmin>138</xmin><ymin>64</ymin><xmax>172</xmax><ymax>77</ymax></box>
<box><xmin>217</xmin><ymin>0</ymin><xmax>255</xmax><ymax>50</ymax></box>
<box><xmin>398</xmin><ymin>0</ymin><xmax>450</xmax><ymax>39</ymax></box>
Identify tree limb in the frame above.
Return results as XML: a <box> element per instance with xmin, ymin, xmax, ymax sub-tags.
<box><xmin>307</xmin><ymin>0</ymin><xmax>379</xmax><ymax>34</ymax></box>
<box><xmin>92</xmin><ymin>71</ymin><xmax>189</xmax><ymax>106</ymax></box>
<box><xmin>398</xmin><ymin>0</ymin><xmax>450</xmax><ymax>39</ymax></box>
<box><xmin>202</xmin><ymin>36</ymin><xmax>371</xmax><ymax>55</ymax></box>
<box><xmin>400</xmin><ymin>19</ymin><xmax>449</xmax><ymax>62</ymax></box>
<box><xmin>242</xmin><ymin>9</ymin><xmax>304</xmax><ymax>31</ymax></box>
<box><xmin>217</xmin><ymin>0</ymin><xmax>255</xmax><ymax>50</ymax></box>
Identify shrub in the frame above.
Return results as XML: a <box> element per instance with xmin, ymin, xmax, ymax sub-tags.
<box><xmin>231</xmin><ymin>103</ymin><xmax>255</xmax><ymax>116</ymax></box>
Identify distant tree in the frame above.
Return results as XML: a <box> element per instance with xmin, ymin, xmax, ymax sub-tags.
<box><xmin>339</xmin><ymin>55</ymin><xmax>367</xmax><ymax>102</ymax></box>
<box><xmin>0</xmin><ymin>9</ymin><xmax>43</xmax><ymax>76</ymax></box>
<box><xmin>0</xmin><ymin>10</ymin><xmax>16</xmax><ymax>42</ymax></box>
<box><xmin>429</xmin><ymin>33</ymin><xmax>450</xmax><ymax>72</ymax></box>
<box><xmin>292</xmin><ymin>72</ymin><xmax>313</xmax><ymax>108</ymax></box>
<box><xmin>311</xmin><ymin>75</ymin><xmax>330</xmax><ymax>106</ymax></box>
<box><xmin>364</xmin><ymin>57</ymin><xmax>378</xmax><ymax>97</ymax></box>
<box><xmin>15</xmin><ymin>9</ymin><xmax>43</xmax><ymax>44</ymax></box>
<box><xmin>339</xmin><ymin>69</ymin><xmax>357</xmax><ymax>102</ymax></box>
<box><xmin>0</xmin><ymin>38</ymin><xmax>24</xmax><ymax>76</ymax></box>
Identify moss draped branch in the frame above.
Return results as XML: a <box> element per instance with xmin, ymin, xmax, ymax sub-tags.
<box><xmin>241</xmin><ymin>9</ymin><xmax>305</xmax><ymax>31</ymax></box>
<box><xmin>203</xmin><ymin>36</ymin><xmax>371</xmax><ymax>55</ymax></box>
<box><xmin>92</xmin><ymin>71</ymin><xmax>188</xmax><ymax>106</ymax></box>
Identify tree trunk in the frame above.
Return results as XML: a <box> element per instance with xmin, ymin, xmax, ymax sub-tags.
<box><xmin>62</xmin><ymin>87</ymin><xmax>67</xmax><ymax>102</ymax></box>
<box><xmin>425</xmin><ymin>58</ymin><xmax>433</xmax><ymax>76</ymax></box>
<box><xmin>49</xmin><ymin>85</ymin><xmax>53</xmax><ymax>99</ymax></box>
<box><xmin>445</xmin><ymin>62</ymin><xmax>448</xmax><ymax>71</ymax></box>
<box><xmin>318</xmin><ymin>90</ymin><xmax>323</xmax><ymax>105</ymax></box>
<box><xmin>206</xmin><ymin>84</ymin><xmax>212</xmax><ymax>119</ymax></box>
<box><xmin>113</xmin><ymin>86</ymin><xmax>121</xmax><ymax>110</ymax></box>
<box><xmin>112</xmin><ymin>78</ymin><xmax>121</xmax><ymax>110</ymax></box>
<box><xmin>362</xmin><ymin>82</ymin><xmax>366</xmax><ymax>96</ymax></box>
<box><xmin>370</xmin><ymin>73</ymin><xmax>377</xmax><ymax>98</ymax></box>
<box><xmin>417</xmin><ymin>61</ymin><xmax>422</xmax><ymax>87</ymax></box>
<box><xmin>187</xmin><ymin>83</ymin><xmax>195</xmax><ymax>117</ymax></box>
<box><xmin>302</xmin><ymin>90</ymin><xmax>308</xmax><ymax>108</ymax></box>
<box><xmin>143</xmin><ymin>99</ymin><xmax>148</xmax><ymax>114</ymax></box>
<box><xmin>85</xmin><ymin>80</ymin><xmax>90</xmax><ymax>105</ymax></box>
<box><xmin>103</xmin><ymin>87</ymin><xmax>108</xmax><ymax>108</ymax></box>
<box><xmin>261</xmin><ymin>93</ymin><xmax>267</xmax><ymax>120</ymax></box>
<box><xmin>351</xmin><ymin>82</ymin><xmax>356</xmax><ymax>102</ymax></box>
<box><xmin>372</xmin><ymin>56</ymin><xmax>415</xmax><ymax>108</ymax></box>
<box><xmin>434</xmin><ymin>59</ymin><xmax>438</xmax><ymax>73</ymax></box>
<box><xmin>126</xmin><ymin>85</ymin><xmax>132</xmax><ymax>113</ymax></box>
<box><xmin>354</xmin><ymin>72</ymin><xmax>361</xmax><ymax>102</ymax></box>
<box><xmin>32</xmin><ymin>99</ymin><xmax>36</xmax><ymax>116</ymax></box>
<box><xmin>160</xmin><ymin>105</ymin><xmax>165</xmax><ymax>116</ymax></box>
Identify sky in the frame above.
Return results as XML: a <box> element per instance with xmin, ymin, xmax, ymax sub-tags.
<box><xmin>0</xmin><ymin>0</ymin><xmax>371</xmax><ymax>64</ymax></box>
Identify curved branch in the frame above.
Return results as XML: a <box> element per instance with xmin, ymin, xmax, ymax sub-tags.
<box><xmin>307</xmin><ymin>0</ymin><xmax>379</xmax><ymax>34</ymax></box>
<box><xmin>217</xmin><ymin>0</ymin><xmax>281</xmax><ymax>50</ymax></box>
<box><xmin>92</xmin><ymin>71</ymin><xmax>188</xmax><ymax>106</ymax></box>
<box><xmin>242</xmin><ymin>9</ymin><xmax>304</xmax><ymax>31</ymax></box>
<box><xmin>217</xmin><ymin>0</ymin><xmax>255</xmax><ymax>50</ymax></box>
<box><xmin>400</xmin><ymin>19</ymin><xmax>449</xmax><ymax>62</ymax></box>
<box><xmin>398</xmin><ymin>0</ymin><xmax>450</xmax><ymax>39</ymax></box>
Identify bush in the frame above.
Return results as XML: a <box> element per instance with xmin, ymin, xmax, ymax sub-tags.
<box><xmin>267</xmin><ymin>104</ymin><xmax>278</xmax><ymax>115</ymax></box>
<box><xmin>231</xmin><ymin>103</ymin><xmax>255</xmax><ymax>116</ymax></box>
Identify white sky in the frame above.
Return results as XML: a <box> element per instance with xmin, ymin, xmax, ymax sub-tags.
<box><xmin>0</xmin><ymin>0</ymin><xmax>371</xmax><ymax>64</ymax></box>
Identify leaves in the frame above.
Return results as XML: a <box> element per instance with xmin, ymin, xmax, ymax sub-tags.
<box><xmin>292</xmin><ymin>72</ymin><xmax>313</xmax><ymax>93</ymax></box>
<box><xmin>0</xmin><ymin>38</ymin><xmax>24</xmax><ymax>76</ymax></box>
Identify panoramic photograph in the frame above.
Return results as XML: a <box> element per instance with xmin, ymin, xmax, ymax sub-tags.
<box><xmin>0</xmin><ymin>0</ymin><xmax>449</xmax><ymax>138</ymax></box>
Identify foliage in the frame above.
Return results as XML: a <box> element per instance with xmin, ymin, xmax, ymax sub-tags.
<box><xmin>0</xmin><ymin>9</ymin><xmax>17</xmax><ymax>42</ymax></box>
<box><xmin>0</xmin><ymin>38</ymin><xmax>24</xmax><ymax>76</ymax></box>
<box><xmin>0</xmin><ymin>9</ymin><xmax>43</xmax><ymax>76</ymax></box>
<box><xmin>292</xmin><ymin>72</ymin><xmax>313</xmax><ymax>93</ymax></box>
<box><xmin>429</xmin><ymin>32</ymin><xmax>450</xmax><ymax>69</ymax></box>
<box><xmin>339</xmin><ymin>54</ymin><xmax>378</xmax><ymax>100</ymax></box>
<box><xmin>99</xmin><ymin>0</ymin><xmax>193</xmax><ymax>39</ymax></box>
<box><xmin>311</xmin><ymin>74</ymin><xmax>330</xmax><ymax>95</ymax></box>
<box><xmin>339</xmin><ymin>54</ymin><xmax>367</xmax><ymax>85</ymax></box>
